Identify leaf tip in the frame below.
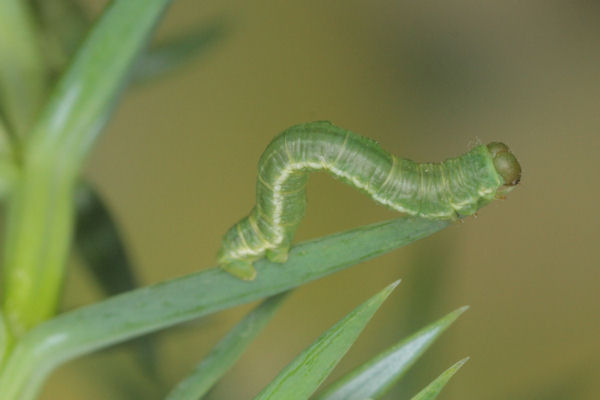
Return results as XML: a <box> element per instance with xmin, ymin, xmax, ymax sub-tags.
<box><xmin>380</xmin><ymin>279</ymin><xmax>401</xmax><ymax>297</ymax></box>
<box><xmin>442</xmin><ymin>305</ymin><xmax>469</xmax><ymax>326</ymax></box>
<box><xmin>456</xmin><ymin>305</ymin><xmax>470</xmax><ymax>315</ymax></box>
<box><xmin>389</xmin><ymin>279</ymin><xmax>402</xmax><ymax>290</ymax></box>
<box><xmin>455</xmin><ymin>356</ymin><xmax>470</xmax><ymax>368</ymax></box>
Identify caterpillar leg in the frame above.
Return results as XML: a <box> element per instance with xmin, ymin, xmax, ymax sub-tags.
<box><xmin>221</xmin><ymin>260</ymin><xmax>257</xmax><ymax>281</ymax></box>
<box><xmin>266</xmin><ymin>245</ymin><xmax>290</xmax><ymax>263</ymax></box>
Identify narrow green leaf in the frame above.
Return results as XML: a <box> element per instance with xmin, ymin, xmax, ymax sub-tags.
<box><xmin>1</xmin><ymin>0</ymin><xmax>174</xmax><ymax>336</ymax></box>
<box><xmin>166</xmin><ymin>293</ymin><xmax>289</xmax><ymax>400</ymax></box>
<box><xmin>253</xmin><ymin>281</ymin><xmax>400</xmax><ymax>400</ymax></box>
<box><xmin>0</xmin><ymin>0</ymin><xmax>47</xmax><ymax>137</ymax></box>
<box><xmin>393</xmin><ymin>236</ymin><xmax>455</xmax><ymax>398</ymax></box>
<box><xmin>0</xmin><ymin>216</ymin><xmax>449</xmax><ymax>400</ymax></box>
<box><xmin>25</xmin><ymin>0</ymin><xmax>173</xmax><ymax>168</ymax></box>
<box><xmin>74</xmin><ymin>182</ymin><xmax>163</xmax><ymax>380</ymax></box>
<box><xmin>74</xmin><ymin>183</ymin><xmax>139</xmax><ymax>295</ymax></box>
<box><xmin>316</xmin><ymin>306</ymin><xmax>468</xmax><ymax>400</ymax></box>
<box><xmin>410</xmin><ymin>358</ymin><xmax>469</xmax><ymax>400</ymax></box>
<box><xmin>133</xmin><ymin>18</ymin><xmax>228</xmax><ymax>83</ymax></box>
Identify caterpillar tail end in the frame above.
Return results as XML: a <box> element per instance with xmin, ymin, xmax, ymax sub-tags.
<box><xmin>217</xmin><ymin>243</ymin><xmax>290</xmax><ymax>281</ymax></box>
<box><xmin>220</xmin><ymin>260</ymin><xmax>257</xmax><ymax>281</ymax></box>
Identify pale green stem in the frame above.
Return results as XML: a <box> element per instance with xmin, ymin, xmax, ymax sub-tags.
<box><xmin>1</xmin><ymin>157</ymin><xmax>75</xmax><ymax>336</ymax></box>
<box><xmin>0</xmin><ymin>217</ymin><xmax>449</xmax><ymax>400</ymax></box>
<box><xmin>1</xmin><ymin>0</ymin><xmax>173</xmax><ymax>336</ymax></box>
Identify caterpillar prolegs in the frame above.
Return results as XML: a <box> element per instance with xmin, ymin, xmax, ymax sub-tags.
<box><xmin>218</xmin><ymin>121</ymin><xmax>521</xmax><ymax>280</ymax></box>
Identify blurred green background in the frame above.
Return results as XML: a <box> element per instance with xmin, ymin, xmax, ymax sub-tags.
<box><xmin>42</xmin><ymin>0</ymin><xmax>599</xmax><ymax>399</ymax></box>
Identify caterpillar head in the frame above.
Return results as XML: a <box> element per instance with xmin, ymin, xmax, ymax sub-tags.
<box><xmin>487</xmin><ymin>142</ymin><xmax>521</xmax><ymax>194</ymax></box>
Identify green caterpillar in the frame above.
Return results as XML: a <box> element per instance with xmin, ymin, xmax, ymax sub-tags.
<box><xmin>218</xmin><ymin>121</ymin><xmax>521</xmax><ymax>280</ymax></box>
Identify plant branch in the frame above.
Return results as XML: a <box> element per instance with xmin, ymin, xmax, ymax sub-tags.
<box><xmin>1</xmin><ymin>0</ymin><xmax>173</xmax><ymax>336</ymax></box>
<box><xmin>0</xmin><ymin>216</ymin><xmax>449</xmax><ymax>400</ymax></box>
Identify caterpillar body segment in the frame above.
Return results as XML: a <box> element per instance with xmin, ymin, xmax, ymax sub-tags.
<box><xmin>218</xmin><ymin>121</ymin><xmax>521</xmax><ymax>280</ymax></box>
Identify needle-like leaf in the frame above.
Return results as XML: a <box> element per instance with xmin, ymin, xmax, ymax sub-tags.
<box><xmin>133</xmin><ymin>19</ymin><xmax>228</xmax><ymax>83</ymax></box>
<box><xmin>74</xmin><ymin>182</ymin><xmax>163</xmax><ymax>379</ymax></box>
<box><xmin>166</xmin><ymin>293</ymin><xmax>289</xmax><ymax>400</ymax></box>
<box><xmin>252</xmin><ymin>281</ymin><xmax>400</xmax><ymax>400</ymax></box>
<box><xmin>315</xmin><ymin>306</ymin><xmax>468</xmax><ymax>400</ymax></box>
<box><xmin>74</xmin><ymin>183</ymin><xmax>139</xmax><ymax>295</ymax></box>
<box><xmin>410</xmin><ymin>358</ymin><xmax>469</xmax><ymax>400</ymax></box>
<box><xmin>25</xmin><ymin>0</ymin><xmax>173</xmax><ymax>165</ymax></box>
<box><xmin>0</xmin><ymin>216</ymin><xmax>449</xmax><ymax>399</ymax></box>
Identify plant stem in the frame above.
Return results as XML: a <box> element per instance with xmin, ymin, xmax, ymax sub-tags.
<box><xmin>1</xmin><ymin>154</ymin><xmax>76</xmax><ymax>336</ymax></box>
<box><xmin>0</xmin><ymin>217</ymin><xmax>450</xmax><ymax>400</ymax></box>
<box><xmin>1</xmin><ymin>0</ymin><xmax>174</xmax><ymax>336</ymax></box>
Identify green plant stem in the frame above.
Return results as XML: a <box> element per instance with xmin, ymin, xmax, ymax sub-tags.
<box><xmin>1</xmin><ymin>163</ymin><xmax>75</xmax><ymax>337</ymax></box>
<box><xmin>1</xmin><ymin>0</ymin><xmax>173</xmax><ymax>336</ymax></box>
<box><xmin>0</xmin><ymin>217</ymin><xmax>449</xmax><ymax>400</ymax></box>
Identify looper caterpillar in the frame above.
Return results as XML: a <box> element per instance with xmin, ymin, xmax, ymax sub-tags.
<box><xmin>218</xmin><ymin>121</ymin><xmax>521</xmax><ymax>280</ymax></box>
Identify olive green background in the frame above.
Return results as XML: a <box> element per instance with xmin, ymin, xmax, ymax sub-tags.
<box><xmin>42</xmin><ymin>1</ymin><xmax>599</xmax><ymax>399</ymax></box>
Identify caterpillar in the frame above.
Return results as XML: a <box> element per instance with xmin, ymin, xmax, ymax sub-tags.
<box><xmin>218</xmin><ymin>121</ymin><xmax>521</xmax><ymax>280</ymax></box>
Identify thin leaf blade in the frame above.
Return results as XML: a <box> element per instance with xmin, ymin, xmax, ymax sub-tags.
<box><xmin>74</xmin><ymin>183</ymin><xmax>139</xmax><ymax>295</ymax></box>
<box><xmin>133</xmin><ymin>18</ymin><xmax>228</xmax><ymax>83</ymax></box>
<box><xmin>253</xmin><ymin>281</ymin><xmax>400</xmax><ymax>400</ymax></box>
<box><xmin>166</xmin><ymin>293</ymin><xmax>289</xmax><ymax>400</ymax></box>
<box><xmin>316</xmin><ymin>306</ymin><xmax>468</xmax><ymax>400</ymax></box>
<box><xmin>0</xmin><ymin>216</ymin><xmax>449</xmax><ymax>399</ymax></box>
<box><xmin>410</xmin><ymin>358</ymin><xmax>469</xmax><ymax>400</ymax></box>
<box><xmin>26</xmin><ymin>0</ymin><xmax>173</xmax><ymax>167</ymax></box>
<box><xmin>74</xmin><ymin>182</ymin><xmax>163</xmax><ymax>379</ymax></box>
